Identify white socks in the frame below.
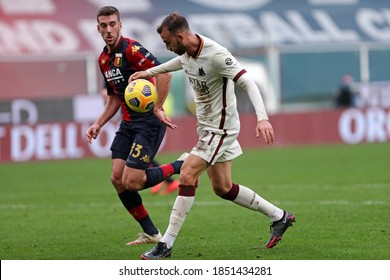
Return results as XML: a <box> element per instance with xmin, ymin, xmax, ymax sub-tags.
<box><xmin>161</xmin><ymin>184</ymin><xmax>284</xmax><ymax>248</ymax></box>
<box><xmin>233</xmin><ymin>185</ymin><xmax>284</xmax><ymax>222</ymax></box>
<box><xmin>161</xmin><ymin>195</ymin><xmax>195</xmax><ymax>248</ymax></box>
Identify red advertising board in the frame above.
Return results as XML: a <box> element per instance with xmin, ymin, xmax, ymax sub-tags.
<box><xmin>1</xmin><ymin>108</ymin><xmax>389</xmax><ymax>163</ymax></box>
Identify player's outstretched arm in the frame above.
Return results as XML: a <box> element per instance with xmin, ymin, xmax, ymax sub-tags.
<box><xmin>129</xmin><ymin>57</ymin><xmax>183</xmax><ymax>84</ymax></box>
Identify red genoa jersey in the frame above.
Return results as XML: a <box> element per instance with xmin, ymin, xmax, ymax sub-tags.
<box><xmin>98</xmin><ymin>36</ymin><xmax>159</xmax><ymax>122</ymax></box>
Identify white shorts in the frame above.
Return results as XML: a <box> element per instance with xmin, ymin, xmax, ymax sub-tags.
<box><xmin>191</xmin><ymin>128</ymin><xmax>242</xmax><ymax>165</ymax></box>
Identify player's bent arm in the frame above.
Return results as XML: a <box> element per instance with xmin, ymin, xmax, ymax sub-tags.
<box><xmin>95</xmin><ymin>95</ymin><xmax>121</xmax><ymax>128</ymax></box>
<box><xmin>155</xmin><ymin>72</ymin><xmax>172</xmax><ymax>111</ymax></box>
<box><xmin>236</xmin><ymin>73</ymin><xmax>269</xmax><ymax>122</ymax></box>
<box><xmin>86</xmin><ymin>96</ymin><xmax>119</xmax><ymax>142</ymax></box>
<box><xmin>236</xmin><ymin>74</ymin><xmax>275</xmax><ymax>143</ymax></box>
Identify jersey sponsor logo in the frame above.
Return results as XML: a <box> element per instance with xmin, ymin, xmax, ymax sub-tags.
<box><xmin>114</xmin><ymin>53</ymin><xmax>122</xmax><ymax>67</ymax></box>
<box><xmin>188</xmin><ymin>77</ymin><xmax>210</xmax><ymax>96</ymax></box>
<box><xmin>104</xmin><ymin>68</ymin><xmax>124</xmax><ymax>83</ymax></box>
<box><xmin>225</xmin><ymin>58</ymin><xmax>233</xmax><ymax>65</ymax></box>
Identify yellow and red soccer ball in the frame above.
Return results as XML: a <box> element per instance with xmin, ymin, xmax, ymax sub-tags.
<box><xmin>124</xmin><ymin>79</ymin><xmax>157</xmax><ymax>113</ymax></box>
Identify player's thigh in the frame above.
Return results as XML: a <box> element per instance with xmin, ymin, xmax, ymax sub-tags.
<box><xmin>112</xmin><ymin>158</ymin><xmax>126</xmax><ymax>180</ymax></box>
<box><xmin>110</xmin><ymin>122</ymin><xmax>134</xmax><ymax>161</ymax></box>
<box><xmin>109</xmin><ymin>128</ymin><xmax>131</xmax><ymax>191</ymax></box>
<box><xmin>122</xmin><ymin>166</ymin><xmax>147</xmax><ymax>189</ymax></box>
<box><xmin>122</xmin><ymin>132</ymin><xmax>159</xmax><ymax>189</ymax></box>
<box><xmin>207</xmin><ymin>161</ymin><xmax>233</xmax><ymax>195</ymax></box>
<box><xmin>126</xmin><ymin>132</ymin><xmax>157</xmax><ymax>169</ymax></box>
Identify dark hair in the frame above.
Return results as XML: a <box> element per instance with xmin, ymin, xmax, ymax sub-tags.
<box><xmin>157</xmin><ymin>12</ymin><xmax>189</xmax><ymax>34</ymax></box>
<box><xmin>96</xmin><ymin>6</ymin><xmax>120</xmax><ymax>22</ymax></box>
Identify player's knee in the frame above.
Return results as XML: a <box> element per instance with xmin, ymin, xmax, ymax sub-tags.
<box><xmin>213</xmin><ymin>184</ymin><xmax>232</xmax><ymax>197</ymax></box>
<box><xmin>121</xmin><ymin>174</ymin><xmax>145</xmax><ymax>191</ymax></box>
<box><xmin>110</xmin><ymin>174</ymin><xmax>121</xmax><ymax>188</ymax></box>
<box><xmin>178</xmin><ymin>170</ymin><xmax>196</xmax><ymax>186</ymax></box>
<box><xmin>122</xmin><ymin>180</ymin><xmax>142</xmax><ymax>191</ymax></box>
<box><xmin>110</xmin><ymin>176</ymin><xmax>126</xmax><ymax>193</ymax></box>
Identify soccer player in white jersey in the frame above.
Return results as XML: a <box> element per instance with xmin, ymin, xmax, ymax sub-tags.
<box><xmin>130</xmin><ymin>12</ymin><xmax>295</xmax><ymax>260</ymax></box>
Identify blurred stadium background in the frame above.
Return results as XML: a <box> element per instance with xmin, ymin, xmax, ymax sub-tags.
<box><xmin>1</xmin><ymin>0</ymin><xmax>390</xmax><ymax>163</ymax></box>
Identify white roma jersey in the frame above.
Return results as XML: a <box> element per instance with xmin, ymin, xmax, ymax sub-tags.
<box><xmin>182</xmin><ymin>35</ymin><xmax>245</xmax><ymax>133</ymax></box>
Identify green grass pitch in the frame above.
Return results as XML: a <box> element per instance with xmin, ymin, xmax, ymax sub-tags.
<box><xmin>1</xmin><ymin>143</ymin><xmax>389</xmax><ymax>260</ymax></box>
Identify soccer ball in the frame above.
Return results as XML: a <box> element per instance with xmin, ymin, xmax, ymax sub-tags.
<box><xmin>124</xmin><ymin>79</ymin><xmax>158</xmax><ymax>113</ymax></box>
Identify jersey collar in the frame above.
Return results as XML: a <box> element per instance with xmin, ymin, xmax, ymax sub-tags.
<box><xmin>191</xmin><ymin>34</ymin><xmax>204</xmax><ymax>60</ymax></box>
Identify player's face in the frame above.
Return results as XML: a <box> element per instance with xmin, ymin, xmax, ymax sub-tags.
<box><xmin>97</xmin><ymin>14</ymin><xmax>122</xmax><ymax>51</ymax></box>
<box><xmin>160</xmin><ymin>28</ymin><xmax>186</xmax><ymax>56</ymax></box>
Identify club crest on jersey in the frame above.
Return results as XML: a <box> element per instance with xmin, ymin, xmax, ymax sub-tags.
<box><xmin>198</xmin><ymin>67</ymin><xmax>206</xmax><ymax>76</ymax></box>
<box><xmin>114</xmin><ymin>53</ymin><xmax>122</xmax><ymax>67</ymax></box>
<box><xmin>225</xmin><ymin>58</ymin><xmax>233</xmax><ymax>65</ymax></box>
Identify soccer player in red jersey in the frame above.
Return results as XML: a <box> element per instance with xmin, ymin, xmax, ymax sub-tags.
<box><xmin>101</xmin><ymin>85</ymin><xmax>179</xmax><ymax>196</ymax></box>
<box><xmin>86</xmin><ymin>6</ymin><xmax>186</xmax><ymax>245</ymax></box>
